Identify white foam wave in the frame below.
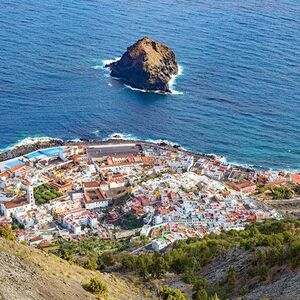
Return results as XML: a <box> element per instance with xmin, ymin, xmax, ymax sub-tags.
<box><xmin>124</xmin><ymin>65</ymin><xmax>183</xmax><ymax>95</ymax></box>
<box><xmin>99</xmin><ymin>57</ymin><xmax>183</xmax><ymax>95</ymax></box>
<box><xmin>67</xmin><ymin>138</ymin><xmax>82</xmax><ymax>142</ymax></box>
<box><xmin>104</xmin><ymin>133</ymin><xmax>140</xmax><ymax>141</ymax></box>
<box><xmin>124</xmin><ymin>85</ymin><xmax>148</xmax><ymax>93</ymax></box>
<box><xmin>2</xmin><ymin>133</ymin><xmax>299</xmax><ymax>173</ymax></box>
<box><xmin>102</xmin><ymin>57</ymin><xmax>121</xmax><ymax>68</ymax></box>
<box><xmin>124</xmin><ymin>84</ymin><xmax>181</xmax><ymax>95</ymax></box>
<box><xmin>92</xmin><ymin>57</ymin><xmax>121</xmax><ymax>71</ymax></box>
<box><xmin>105</xmin><ymin>133</ymin><xmax>186</xmax><ymax>150</ymax></box>
<box><xmin>0</xmin><ymin>136</ymin><xmax>62</xmax><ymax>153</ymax></box>
<box><xmin>169</xmin><ymin>65</ymin><xmax>183</xmax><ymax>95</ymax></box>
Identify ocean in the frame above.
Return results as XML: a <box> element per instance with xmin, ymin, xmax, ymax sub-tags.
<box><xmin>0</xmin><ymin>0</ymin><xmax>299</xmax><ymax>170</ymax></box>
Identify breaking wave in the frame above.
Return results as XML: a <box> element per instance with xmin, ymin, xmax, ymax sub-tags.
<box><xmin>0</xmin><ymin>136</ymin><xmax>62</xmax><ymax>153</ymax></box>
<box><xmin>169</xmin><ymin>65</ymin><xmax>184</xmax><ymax>95</ymax></box>
<box><xmin>103</xmin><ymin>133</ymin><xmax>299</xmax><ymax>173</ymax></box>
<box><xmin>96</xmin><ymin>57</ymin><xmax>183</xmax><ymax>95</ymax></box>
<box><xmin>2</xmin><ymin>133</ymin><xmax>299</xmax><ymax>173</ymax></box>
<box><xmin>124</xmin><ymin>65</ymin><xmax>183</xmax><ymax>95</ymax></box>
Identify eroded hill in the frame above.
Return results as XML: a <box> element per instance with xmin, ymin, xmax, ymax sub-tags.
<box><xmin>0</xmin><ymin>238</ymin><xmax>154</xmax><ymax>300</ymax></box>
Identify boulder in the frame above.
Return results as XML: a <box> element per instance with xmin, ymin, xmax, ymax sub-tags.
<box><xmin>106</xmin><ymin>37</ymin><xmax>178</xmax><ymax>93</ymax></box>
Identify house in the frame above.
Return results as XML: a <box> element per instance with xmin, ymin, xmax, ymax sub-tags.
<box><xmin>61</xmin><ymin>208</ymin><xmax>97</xmax><ymax>234</ymax></box>
<box><xmin>29</xmin><ymin>235</ymin><xmax>44</xmax><ymax>246</ymax></box>
<box><xmin>83</xmin><ymin>188</ymin><xmax>109</xmax><ymax>209</ymax></box>
<box><xmin>229</xmin><ymin>181</ymin><xmax>257</xmax><ymax>193</ymax></box>
<box><xmin>290</xmin><ymin>173</ymin><xmax>300</xmax><ymax>185</ymax></box>
<box><xmin>50</xmin><ymin>179</ymin><xmax>72</xmax><ymax>193</ymax></box>
<box><xmin>153</xmin><ymin>214</ymin><xmax>163</xmax><ymax>225</ymax></box>
<box><xmin>152</xmin><ymin>238</ymin><xmax>169</xmax><ymax>251</ymax></box>
<box><xmin>107</xmin><ymin>172</ymin><xmax>128</xmax><ymax>188</ymax></box>
<box><xmin>0</xmin><ymin>198</ymin><xmax>31</xmax><ymax>218</ymax></box>
<box><xmin>82</xmin><ymin>181</ymin><xmax>109</xmax><ymax>209</ymax></box>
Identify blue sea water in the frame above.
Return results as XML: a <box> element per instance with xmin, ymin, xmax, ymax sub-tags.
<box><xmin>0</xmin><ymin>0</ymin><xmax>299</xmax><ymax>170</ymax></box>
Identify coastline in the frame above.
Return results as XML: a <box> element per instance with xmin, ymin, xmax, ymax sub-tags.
<box><xmin>0</xmin><ymin>135</ymin><xmax>270</xmax><ymax>174</ymax></box>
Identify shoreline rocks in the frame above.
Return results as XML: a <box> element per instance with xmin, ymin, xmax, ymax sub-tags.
<box><xmin>0</xmin><ymin>138</ymin><xmax>189</xmax><ymax>163</ymax></box>
<box><xmin>105</xmin><ymin>36</ymin><xmax>178</xmax><ymax>93</ymax></box>
<box><xmin>0</xmin><ymin>139</ymin><xmax>64</xmax><ymax>162</ymax></box>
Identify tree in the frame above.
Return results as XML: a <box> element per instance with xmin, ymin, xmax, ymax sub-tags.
<box><xmin>149</xmin><ymin>254</ymin><xmax>168</xmax><ymax>278</ymax></box>
<box><xmin>271</xmin><ymin>186</ymin><xmax>293</xmax><ymax>200</ymax></box>
<box><xmin>60</xmin><ymin>248</ymin><xmax>71</xmax><ymax>260</ymax></box>
<box><xmin>209</xmin><ymin>293</ymin><xmax>220</xmax><ymax>300</ymax></box>
<box><xmin>193</xmin><ymin>289</ymin><xmax>208</xmax><ymax>300</ymax></box>
<box><xmin>84</xmin><ymin>277</ymin><xmax>108</xmax><ymax>298</ymax></box>
<box><xmin>0</xmin><ymin>225</ymin><xmax>16</xmax><ymax>241</ymax></box>
<box><xmin>83</xmin><ymin>251</ymin><xmax>98</xmax><ymax>270</ymax></box>
<box><xmin>227</xmin><ymin>265</ymin><xmax>236</xmax><ymax>292</ymax></box>
<box><xmin>193</xmin><ymin>277</ymin><xmax>209</xmax><ymax>292</ymax></box>
<box><xmin>259</xmin><ymin>264</ymin><xmax>268</xmax><ymax>281</ymax></box>
<box><xmin>161</xmin><ymin>287</ymin><xmax>187</xmax><ymax>300</ymax></box>
<box><xmin>98</xmin><ymin>251</ymin><xmax>116</xmax><ymax>270</ymax></box>
<box><xmin>289</xmin><ymin>240</ymin><xmax>300</xmax><ymax>268</ymax></box>
<box><xmin>182</xmin><ymin>270</ymin><xmax>196</xmax><ymax>284</ymax></box>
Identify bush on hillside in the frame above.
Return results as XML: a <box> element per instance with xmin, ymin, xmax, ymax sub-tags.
<box><xmin>83</xmin><ymin>277</ymin><xmax>108</xmax><ymax>298</ymax></box>
<box><xmin>0</xmin><ymin>225</ymin><xmax>16</xmax><ymax>241</ymax></box>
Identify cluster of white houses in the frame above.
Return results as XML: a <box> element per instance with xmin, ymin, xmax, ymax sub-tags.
<box><xmin>0</xmin><ymin>142</ymin><xmax>298</xmax><ymax>249</ymax></box>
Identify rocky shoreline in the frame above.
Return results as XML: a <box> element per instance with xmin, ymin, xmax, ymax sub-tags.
<box><xmin>0</xmin><ymin>138</ymin><xmax>188</xmax><ymax>162</ymax></box>
<box><xmin>0</xmin><ymin>137</ymin><xmax>255</xmax><ymax>174</ymax></box>
<box><xmin>0</xmin><ymin>139</ymin><xmax>64</xmax><ymax>162</ymax></box>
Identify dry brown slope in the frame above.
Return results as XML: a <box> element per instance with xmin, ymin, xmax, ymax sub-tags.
<box><xmin>0</xmin><ymin>238</ymin><xmax>154</xmax><ymax>300</ymax></box>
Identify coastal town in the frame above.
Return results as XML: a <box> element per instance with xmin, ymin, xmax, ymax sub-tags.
<box><xmin>1</xmin><ymin>140</ymin><xmax>298</xmax><ymax>252</ymax></box>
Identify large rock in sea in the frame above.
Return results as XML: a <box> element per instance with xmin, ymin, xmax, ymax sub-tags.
<box><xmin>105</xmin><ymin>37</ymin><xmax>178</xmax><ymax>93</ymax></box>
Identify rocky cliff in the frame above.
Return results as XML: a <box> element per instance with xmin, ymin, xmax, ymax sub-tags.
<box><xmin>106</xmin><ymin>37</ymin><xmax>178</xmax><ymax>93</ymax></box>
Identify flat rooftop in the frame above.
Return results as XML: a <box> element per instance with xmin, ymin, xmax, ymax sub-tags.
<box><xmin>87</xmin><ymin>143</ymin><xmax>142</xmax><ymax>158</ymax></box>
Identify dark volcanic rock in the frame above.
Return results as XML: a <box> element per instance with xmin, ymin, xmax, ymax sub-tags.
<box><xmin>0</xmin><ymin>139</ymin><xmax>63</xmax><ymax>162</ymax></box>
<box><xmin>106</xmin><ymin>36</ymin><xmax>178</xmax><ymax>93</ymax></box>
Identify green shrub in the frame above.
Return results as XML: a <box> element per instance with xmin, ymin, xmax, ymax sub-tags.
<box><xmin>0</xmin><ymin>225</ymin><xmax>16</xmax><ymax>241</ymax></box>
<box><xmin>84</xmin><ymin>277</ymin><xmax>108</xmax><ymax>298</ymax></box>
<box><xmin>271</xmin><ymin>186</ymin><xmax>293</xmax><ymax>199</ymax></box>
<box><xmin>161</xmin><ymin>286</ymin><xmax>187</xmax><ymax>300</ymax></box>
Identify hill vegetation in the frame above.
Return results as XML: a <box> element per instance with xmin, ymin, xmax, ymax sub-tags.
<box><xmin>1</xmin><ymin>219</ymin><xmax>300</xmax><ymax>299</ymax></box>
<box><xmin>34</xmin><ymin>183</ymin><xmax>63</xmax><ymax>204</ymax></box>
<box><xmin>53</xmin><ymin>219</ymin><xmax>300</xmax><ymax>299</ymax></box>
<box><xmin>0</xmin><ymin>232</ymin><xmax>154</xmax><ymax>300</ymax></box>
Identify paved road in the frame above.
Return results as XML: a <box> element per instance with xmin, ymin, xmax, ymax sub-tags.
<box><xmin>266</xmin><ymin>198</ymin><xmax>300</xmax><ymax>205</ymax></box>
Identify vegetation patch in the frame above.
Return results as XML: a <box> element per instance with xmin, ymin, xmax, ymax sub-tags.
<box><xmin>0</xmin><ymin>225</ymin><xmax>16</xmax><ymax>241</ymax></box>
<box><xmin>161</xmin><ymin>286</ymin><xmax>188</xmax><ymax>300</ymax></box>
<box><xmin>52</xmin><ymin>219</ymin><xmax>300</xmax><ymax>299</ymax></box>
<box><xmin>115</xmin><ymin>212</ymin><xmax>144</xmax><ymax>230</ymax></box>
<box><xmin>83</xmin><ymin>277</ymin><xmax>108</xmax><ymax>299</ymax></box>
<box><xmin>257</xmin><ymin>184</ymin><xmax>300</xmax><ymax>200</ymax></box>
<box><xmin>34</xmin><ymin>183</ymin><xmax>63</xmax><ymax>204</ymax></box>
<box><xmin>53</xmin><ymin>237</ymin><xmax>130</xmax><ymax>270</ymax></box>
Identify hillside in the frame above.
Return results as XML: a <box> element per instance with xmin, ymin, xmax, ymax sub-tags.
<box><xmin>0</xmin><ymin>237</ymin><xmax>154</xmax><ymax>300</ymax></box>
<box><xmin>1</xmin><ymin>219</ymin><xmax>300</xmax><ymax>300</ymax></box>
<box><xmin>73</xmin><ymin>219</ymin><xmax>299</xmax><ymax>300</ymax></box>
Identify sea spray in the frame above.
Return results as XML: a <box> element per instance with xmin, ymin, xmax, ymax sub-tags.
<box><xmin>0</xmin><ymin>136</ymin><xmax>62</xmax><ymax>154</ymax></box>
<box><xmin>97</xmin><ymin>57</ymin><xmax>184</xmax><ymax>95</ymax></box>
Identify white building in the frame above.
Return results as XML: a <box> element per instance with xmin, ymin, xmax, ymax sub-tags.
<box><xmin>0</xmin><ymin>198</ymin><xmax>31</xmax><ymax>218</ymax></box>
<box><xmin>61</xmin><ymin>208</ymin><xmax>97</xmax><ymax>234</ymax></box>
<box><xmin>152</xmin><ymin>238</ymin><xmax>169</xmax><ymax>251</ymax></box>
